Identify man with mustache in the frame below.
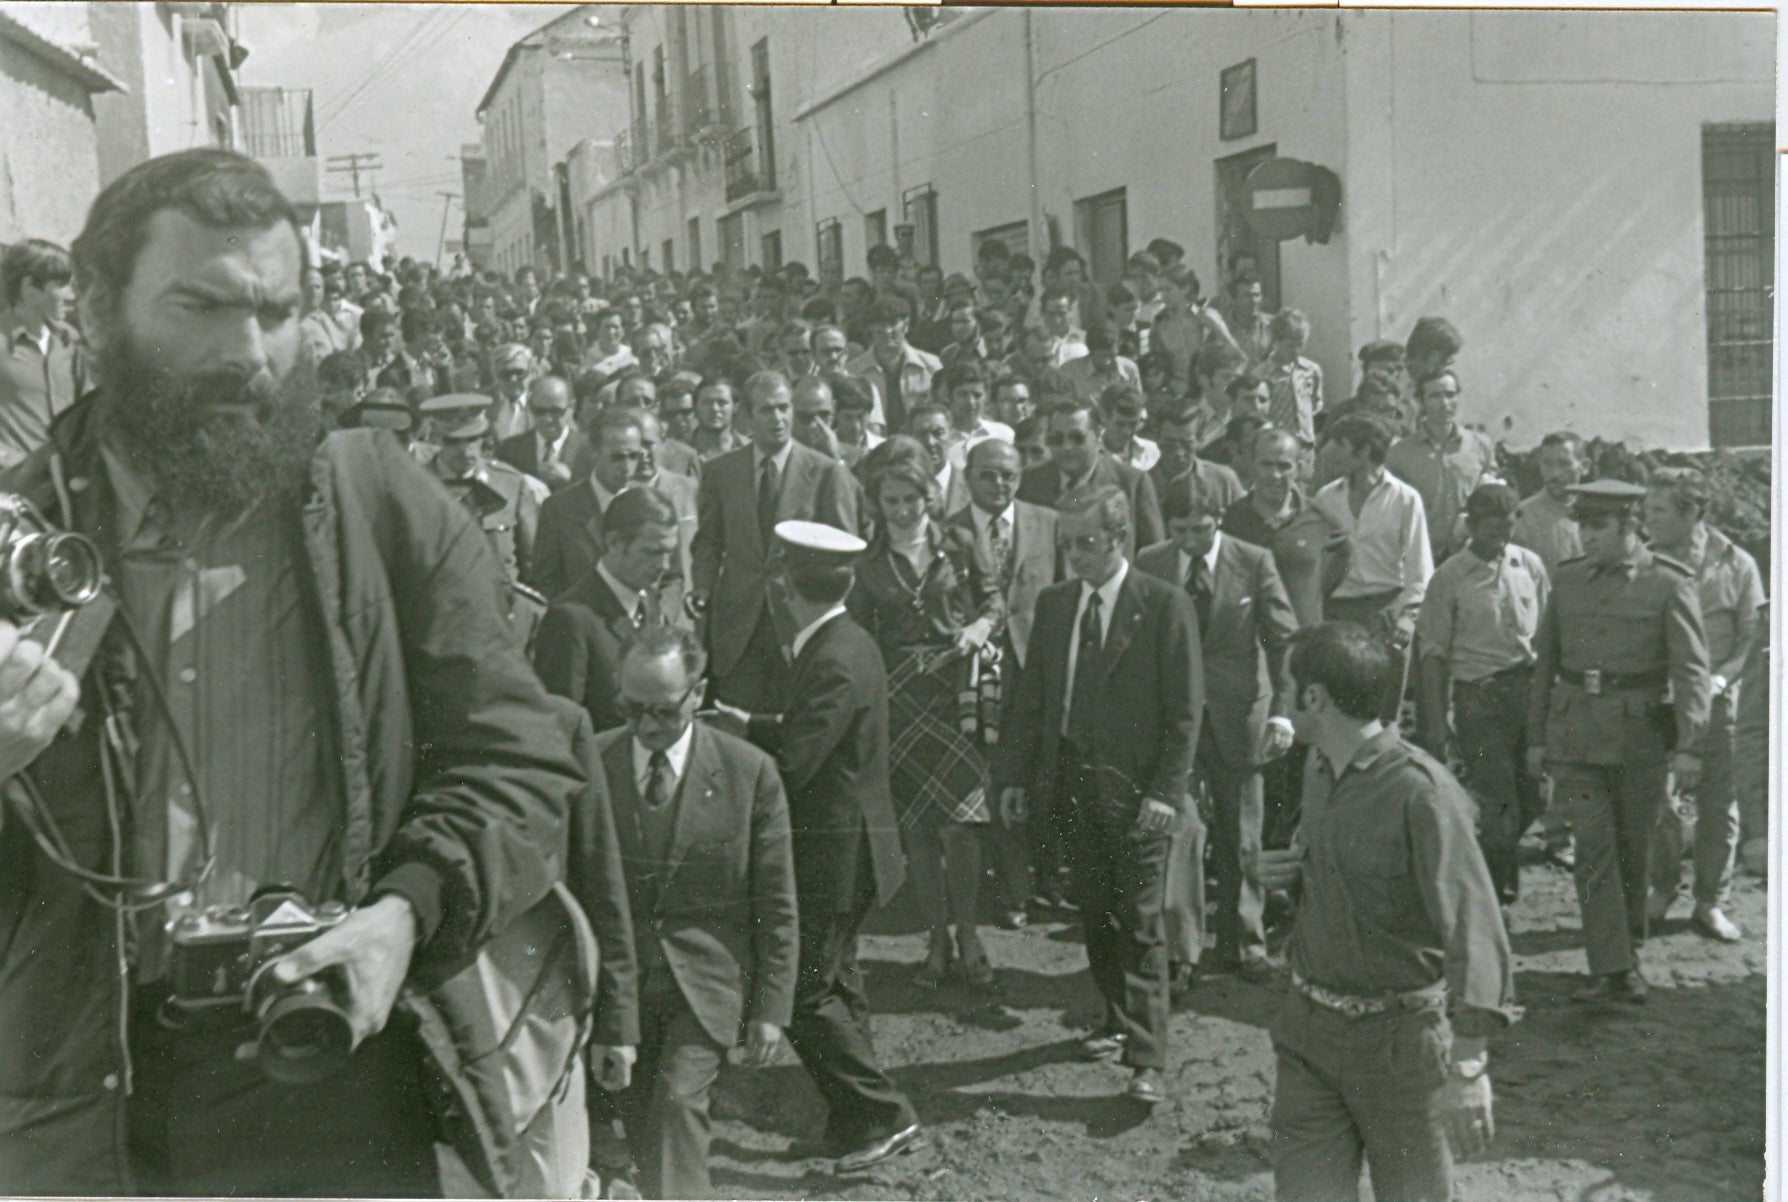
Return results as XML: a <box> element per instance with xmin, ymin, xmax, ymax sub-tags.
<box><xmin>0</xmin><ymin>150</ymin><xmax>592</xmax><ymax>1197</ymax></box>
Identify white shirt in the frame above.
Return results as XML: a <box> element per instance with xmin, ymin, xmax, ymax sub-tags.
<box><xmin>536</xmin><ymin>426</ymin><xmax>571</xmax><ymax>467</ymax></box>
<box><xmin>632</xmin><ymin>724</ymin><xmax>694</xmax><ymax>796</ymax></box>
<box><xmin>597</xmin><ymin>560</ymin><xmax>651</xmax><ymax>623</ymax></box>
<box><xmin>1062</xmin><ymin>559</ymin><xmax>1129</xmax><ymax>734</ymax></box>
<box><xmin>1312</xmin><ymin>468</ymin><xmax>1433</xmax><ymax>616</ymax></box>
<box><xmin>972</xmin><ymin>502</ymin><xmax>1017</xmax><ymax>554</ymax></box>
<box><xmin>791</xmin><ymin>604</ymin><xmax>848</xmax><ymax>662</ymax></box>
<box><xmin>1175</xmin><ymin>532</ymin><xmax>1223</xmax><ymax>588</ymax></box>
<box><xmin>753</xmin><ymin>440</ymin><xmax>794</xmax><ymax>479</ymax></box>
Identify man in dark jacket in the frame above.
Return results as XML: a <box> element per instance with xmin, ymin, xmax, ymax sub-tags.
<box><xmin>1016</xmin><ymin>398</ymin><xmax>1164</xmax><ymax>556</ymax></box>
<box><xmin>0</xmin><ymin>150</ymin><xmax>586</xmax><ymax>1197</ymax></box>
<box><xmin>715</xmin><ymin>520</ymin><xmax>921</xmax><ymax>1174</ymax></box>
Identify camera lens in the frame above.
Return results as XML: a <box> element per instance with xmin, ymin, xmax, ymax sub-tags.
<box><xmin>2</xmin><ymin>532</ymin><xmax>102</xmax><ymax>615</ymax></box>
<box><xmin>252</xmin><ymin>974</ymin><xmax>357</xmax><ymax>1085</ymax></box>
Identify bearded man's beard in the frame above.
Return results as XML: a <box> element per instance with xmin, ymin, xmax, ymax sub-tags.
<box><xmin>94</xmin><ymin>335</ymin><xmax>324</xmax><ymax>519</ymax></box>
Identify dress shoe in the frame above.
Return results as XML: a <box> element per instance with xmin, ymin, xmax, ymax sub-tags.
<box><xmin>1692</xmin><ymin>903</ymin><xmax>1742</xmax><ymax>943</ymax></box>
<box><xmin>913</xmin><ymin>928</ymin><xmax>953</xmax><ymax>988</ymax></box>
<box><xmin>1168</xmin><ymin>960</ymin><xmax>1198</xmax><ymax>1002</ymax></box>
<box><xmin>956</xmin><ymin>928</ymin><xmax>996</xmax><ymax>990</ymax></box>
<box><xmin>1079</xmin><ymin>1031</ymin><xmax>1127</xmax><ymax>1061</ymax></box>
<box><xmin>1235</xmin><ymin>956</ymin><xmax>1282</xmax><ymax>987</ymax></box>
<box><xmin>1573</xmin><ymin>969</ymin><xmax>1648</xmax><ymax>1004</ymax></box>
<box><xmin>999</xmin><ymin>908</ymin><xmax>1029</xmax><ymax>930</ymax></box>
<box><xmin>834</xmin><ymin>1121</ymin><xmax>923</xmax><ymax>1174</ymax></box>
<box><xmin>1126</xmin><ymin>1067</ymin><xmax>1166</xmax><ymax>1105</ymax></box>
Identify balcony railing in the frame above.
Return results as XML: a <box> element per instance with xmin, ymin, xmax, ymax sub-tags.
<box><xmin>653</xmin><ymin>93</ymin><xmax>678</xmax><ymax>157</ymax></box>
<box><xmin>723</xmin><ymin>127</ymin><xmax>769</xmax><ymax>203</ymax></box>
<box><xmin>239</xmin><ymin>86</ymin><xmax>315</xmax><ymax>158</ymax></box>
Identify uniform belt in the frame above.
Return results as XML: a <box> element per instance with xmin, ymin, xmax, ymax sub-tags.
<box><xmin>1557</xmin><ymin>668</ymin><xmax>1666</xmax><ymax>693</ymax></box>
<box><xmin>1290</xmin><ymin>971</ymin><xmax>1446</xmax><ymax>1019</ymax></box>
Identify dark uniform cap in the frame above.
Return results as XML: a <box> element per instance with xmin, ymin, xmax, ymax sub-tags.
<box><xmin>1359</xmin><ymin>339</ymin><xmax>1405</xmax><ymax>365</ymax></box>
<box><xmin>773</xmin><ymin>520</ymin><xmax>867</xmax><ymax>568</ymax></box>
<box><xmin>1464</xmin><ymin>480</ymin><xmax>1519</xmax><ymax>521</ymax></box>
<box><xmin>342</xmin><ymin>397</ymin><xmax>415</xmax><ymax>434</ymax></box>
<box><xmin>1567</xmin><ymin>478</ymin><xmax>1648</xmax><ymax>518</ymax></box>
<box><xmin>419</xmin><ymin>393</ymin><xmax>492</xmax><ymax>441</ymax></box>
<box><xmin>942</xmin><ymin>272</ymin><xmax>976</xmax><ymax>297</ymax></box>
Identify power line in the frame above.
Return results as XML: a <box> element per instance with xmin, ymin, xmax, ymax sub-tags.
<box><xmin>327</xmin><ymin>8</ymin><xmax>474</xmax><ymax>131</ymax></box>
<box><xmin>326</xmin><ymin>153</ymin><xmax>383</xmax><ymax>197</ymax></box>
<box><xmin>318</xmin><ymin>8</ymin><xmax>465</xmax><ymax>131</ymax></box>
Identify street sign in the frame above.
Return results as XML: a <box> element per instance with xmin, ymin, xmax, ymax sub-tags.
<box><xmin>1243</xmin><ymin>158</ymin><xmax>1342</xmax><ymax>243</ymax></box>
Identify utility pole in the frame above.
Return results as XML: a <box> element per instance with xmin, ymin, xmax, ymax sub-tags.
<box><xmin>326</xmin><ymin>153</ymin><xmax>383</xmax><ymax>198</ymax></box>
<box><xmin>434</xmin><ymin>192</ymin><xmax>460</xmax><ymax>270</ymax></box>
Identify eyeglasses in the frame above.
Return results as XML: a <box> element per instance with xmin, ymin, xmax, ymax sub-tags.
<box><xmin>972</xmin><ymin>470</ymin><xmax>1021</xmax><ymax>485</ymax></box>
<box><xmin>1045</xmin><ymin>431</ymin><xmax>1092</xmax><ymax>447</ymax></box>
<box><xmin>530</xmin><ymin>406</ymin><xmax>570</xmax><ymax>418</ymax></box>
<box><xmin>500</xmin><ymin>369</ymin><xmax>529</xmax><ymax>381</ymax></box>
<box><xmin>1060</xmin><ymin>532</ymin><xmax>1113</xmax><ymax>553</ymax></box>
<box><xmin>619</xmin><ymin>689</ymin><xmax>696</xmax><ymax>724</ymax></box>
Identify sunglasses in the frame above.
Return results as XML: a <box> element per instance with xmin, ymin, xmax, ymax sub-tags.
<box><xmin>620</xmin><ymin>687</ymin><xmax>697</xmax><ymax>724</ymax></box>
<box><xmin>500</xmin><ymin>369</ymin><xmax>530</xmax><ymax>381</ymax></box>
<box><xmin>1060</xmin><ymin>533</ymin><xmax>1112</xmax><ymax>553</ymax></box>
<box><xmin>1045</xmin><ymin>432</ymin><xmax>1092</xmax><ymax>447</ymax></box>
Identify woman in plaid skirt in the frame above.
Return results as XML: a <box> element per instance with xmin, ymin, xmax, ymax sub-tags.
<box><xmin>849</xmin><ymin>437</ymin><xmax>1006</xmax><ymax>989</ymax></box>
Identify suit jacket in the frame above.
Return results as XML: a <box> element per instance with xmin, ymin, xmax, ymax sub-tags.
<box><xmin>1136</xmin><ymin>536</ymin><xmax>1297</xmax><ymax>768</ymax></box>
<box><xmin>527</xmin><ymin>473</ymin><xmax>699</xmax><ymax>603</ymax></box>
<box><xmin>1016</xmin><ymin>453</ymin><xmax>1164</xmax><ymax>556</ymax></box>
<box><xmin>748</xmin><ymin>612</ymin><xmax>905</xmax><ymax>915</ymax></box>
<box><xmin>534</xmin><ymin>569</ymin><xmax>689</xmax><ymax>735</ymax></box>
<box><xmin>593</xmin><ymin>724</ymin><xmax>799</xmax><ymax>1048</ymax></box>
<box><xmin>691</xmin><ymin>442</ymin><xmax>860</xmax><ymax>679</ymax></box>
<box><xmin>995</xmin><ymin>566</ymin><xmax>1202</xmax><ymax>818</ymax></box>
<box><xmin>496</xmin><ymin>427</ymin><xmax>594</xmax><ymax>492</ymax></box>
<box><xmin>945</xmin><ymin>499</ymin><xmax>1060</xmax><ymax>669</ymax></box>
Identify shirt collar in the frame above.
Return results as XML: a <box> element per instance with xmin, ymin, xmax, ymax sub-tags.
<box><xmin>1080</xmin><ymin>558</ymin><xmax>1129</xmax><ymax>611</ymax></box>
<box><xmin>754</xmin><ymin>439</ymin><xmax>794</xmax><ymax>475</ymax></box>
<box><xmin>632</xmin><ymin>723</ymin><xmax>695</xmax><ymax>786</ymax></box>
<box><xmin>537</xmin><ymin>426</ymin><xmax>570</xmax><ymax>456</ymax></box>
<box><xmin>100</xmin><ymin>440</ymin><xmax>158</xmax><ymax>548</ymax></box>
<box><xmin>1321</xmin><ymin>726</ymin><xmax>1402</xmax><ymax>783</ymax></box>
<box><xmin>590</xmin><ymin>476</ymin><xmax>618</xmax><ymax>510</ymax></box>
<box><xmin>791</xmin><ymin>604</ymin><xmax>847</xmax><ymax>661</ymax></box>
<box><xmin>596</xmin><ymin>560</ymin><xmax>648</xmax><ymax>618</ymax></box>
<box><xmin>974</xmin><ymin>501</ymin><xmax>1016</xmax><ymax>532</ymax></box>
<box><xmin>1176</xmin><ymin>533</ymin><xmax>1223</xmax><ymax>580</ymax></box>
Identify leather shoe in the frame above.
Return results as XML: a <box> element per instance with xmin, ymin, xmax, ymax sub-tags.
<box><xmin>1573</xmin><ymin>969</ymin><xmax>1648</xmax><ymax>1004</ymax></box>
<box><xmin>1127</xmin><ymin>1067</ymin><xmax>1166</xmax><ymax>1105</ymax></box>
<box><xmin>835</xmin><ymin>1122</ymin><xmax>923</xmax><ymax>1174</ymax></box>
<box><xmin>1079</xmin><ymin>1032</ymin><xmax>1127</xmax><ymax>1061</ymax></box>
<box><xmin>1236</xmin><ymin>957</ymin><xmax>1281</xmax><ymax>987</ymax></box>
<box><xmin>1692</xmin><ymin>903</ymin><xmax>1742</xmax><ymax>943</ymax></box>
<box><xmin>1000</xmin><ymin>908</ymin><xmax>1029</xmax><ymax>930</ymax></box>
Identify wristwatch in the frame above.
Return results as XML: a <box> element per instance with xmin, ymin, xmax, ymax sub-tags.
<box><xmin>1450</xmin><ymin>1054</ymin><xmax>1489</xmax><ymax>1081</ymax></box>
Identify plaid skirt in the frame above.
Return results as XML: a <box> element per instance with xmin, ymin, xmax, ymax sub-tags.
<box><xmin>888</xmin><ymin>645</ymin><xmax>992</xmax><ymax>830</ymax></box>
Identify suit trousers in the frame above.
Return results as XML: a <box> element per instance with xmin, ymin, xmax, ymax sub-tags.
<box><xmin>1651</xmin><ymin>690</ymin><xmax>1739</xmax><ymax>909</ymax></box>
<box><xmin>1062</xmin><ymin>755</ymin><xmax>1173</xmax><ymax>1070</ymax></box>
<box><xmin>1452</xmin><ymin>668</ymin><xmax>1543</xmax><ymax>906</ymax></box>
<box><xmin>615</xmin><ymin>983</ymin><xmax>730</xmax><ymax>1200</ymax></box>
<box><xmin>787</xmin><ymin>900</ymin><xmax>917</xmax><ymax>1146</ymax></box>
<box><xmin>1200</xmin><ymin>720</ymin><xmax>1268</xmax><ymax>963</ymax></box>
<box><xmin>1554</xmin><ymin>746</ymin><xmax>1669</xmax><ymax>975</ymax></box>
<box><xmin>1270</xmin><ymin>992</ymin><xmax>1454</xmax><ymax>1202</ymax></box>
<box><xmin>712</xmin><ymin>608</ymin><xmax>793</xmax><ymax>713</ymax></box>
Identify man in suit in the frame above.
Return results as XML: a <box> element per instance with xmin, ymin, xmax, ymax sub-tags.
<box><xmin>997</xmin><ymin>485</ymin><xmax>1202</xmax><ymax>1106</ymax></box>
<box><xmin>691</xmin><ymin>371</ymin><xmax>860</xmax><ymax>711</ymax></box>
<box><xmin>535</xmin><ymin>487</ymin><xmax>690</xmax><ymax>735</ymax></box>
<box><xmin>530</xmin><ymin>407</ymin><xmax>696</xmax><ymax>602</ymax></box>
<box><xmin>1139</xmin><ymin>474</ymin><xmax>1298</xmax><ymax>988</ymax></box>
<box><xmin>497</xmin><ymin>374</ymin><xmax>592</xmax><ymax>492</ymax></box>
<box><xmin>947</xmin><ymin>438</ymin><xmax>1061</xmax><ymax>923</ymax></box>
<box><xmin>1017</xmin><ymin>398</ymin><xmax>1164</xmax><ymax>556</ymax></box>
<box><xmin>713</xmin><ymin>521</ymin><xmax>922</xmax><ymax>1173</ymax></box>
<box><xmin>595</xmin><ymin>628</ymin><xmax>799</xmax><ymax>1199</ymax></box>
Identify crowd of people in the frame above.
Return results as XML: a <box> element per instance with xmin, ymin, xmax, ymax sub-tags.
<box><xmin>0</xmin><ymin>147</ymin><xmax>1768</xmax><ymax>1202</ymax></box>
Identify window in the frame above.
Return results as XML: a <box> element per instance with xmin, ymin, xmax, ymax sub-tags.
<box><xmin>815</xmin><ymin>217</ymin><xmax>843</xmax><ymax>286</ymax></box>
<box><xmin>761</xmin><ymin>230</ymin><xmax>783</xmax><ymax>271</ymax></box>
<box><xmin>1072</xmin><ymin>188</ymin><xmax>1128</xmax><ymax>284</ymax></box>
<box><xmin>719</xmin><ymin>212</ymin><xmax>745</xmax><ymax>270</ymax></box>
<box><xmin>902</xmin><ymin>184</ymin><xmax>939</xmax><ymax>268</ymax></box>
<box><xmin>750</xmin><ymin>38</ymin><xmax>776</xmax><ymax>192</ymax></box>
<box><xmin>663</xmin><ymin>239</ymin><xmax>676</xmax><ymax>273</ymax></box>
<box><xmin>687</xmin><ymin>217</ymin><xmax>703</xmax><ymax>273</ymax></box>
<box><xmin>865</xmin><ymin>209</ymin><xmax>887</xmax><ymax>253</ymax></box>
<box><xmin>1702</xmin><ymin>123</ymin><xmax>1774</xmax><ymax>447</ymax></box>
<box><xmin>973</xmin><ymin>221</ymin><xmax>1029</xmax><ymax>262</ymax></box>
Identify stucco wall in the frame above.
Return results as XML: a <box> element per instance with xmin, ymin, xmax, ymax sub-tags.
<box><xmin>0</xmin><ymin>29</ymin><xmax>101</xmax><ymax>245</ymax></box>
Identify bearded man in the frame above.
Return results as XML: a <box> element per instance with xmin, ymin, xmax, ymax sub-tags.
<box><xmin>0</xmin><ymin>150</ymin><xmax>591</xmax><ymax>1196</ymax></box>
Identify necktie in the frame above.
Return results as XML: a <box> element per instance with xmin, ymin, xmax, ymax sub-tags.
<box><xmin>1189</xmin><ymin>558</ymin><xmax>1213</xmax><ymax>635</ymax></box>
<box><xmin>645</xmin><ymin>750</ymin><xmax>673</xmax><ymax>810</ymax></box>
<box><xmin>757</xmin><ymin>454</ymin><xmax>780</xmax><ymax>544</ymax></box>
<box><xmin>989</xmin><ymin>514</ymin><xmax>1013</xmax><ymax>585</ymax></box>
<box><xmin>1067</xmin><ymin>590</ymin><xmax>1103</xmax><ymax>747</ymax></box>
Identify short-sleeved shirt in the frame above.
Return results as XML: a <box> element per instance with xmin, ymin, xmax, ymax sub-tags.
<box><xmin>1511</xmin><ymin>489</ymin><xmax>1582</xmax><ymax>576</ymax></box>
<box><xmin>1292</xmin><ymin>729</ymin><xmax>1517</xmax><ymax>1023</ymax></box>
<box><xmin>1673</xmin><ymin>525</ymin><xmax>1766</xmax><ymax>680</ymax></box>
<box><xmin>0</xmin><ymin>321</ymin><xmax>84</xmax><ymax>467</ymax></box>
<box><xmin>1223</xmin><ymin>488</ymin><xmax>1348</xmax><ymax>629</ymax></box>
<box><xmin>1385</xmin><ymin>424</ymin><xmax>1500</xmax><ymax>562</ymax></box>
<box><xmin>1263</xmin><ymin>355</ymin><xmax>1324</xmax><ymax>445</ymax></box>
<box><xmin>1417</xmin><ymin>542</ymin><xmax>1549</xmax><ymax>682</ymax></box>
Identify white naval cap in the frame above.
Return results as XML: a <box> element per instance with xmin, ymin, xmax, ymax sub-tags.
<box><xmin>773</xmin><ymin>520</ymin><xmax>868</xmax><ymax>561</ymax></box>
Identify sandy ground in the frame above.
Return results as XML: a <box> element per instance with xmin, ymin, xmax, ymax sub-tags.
<box><xmin>690</xmin><ymin>850</ymin><xmax>1766</xmax><ymax>1202</ymax></box>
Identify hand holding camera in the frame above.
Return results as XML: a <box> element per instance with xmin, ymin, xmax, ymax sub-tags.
<box><xmin>269</xmin><ymin>893</ymin><xmax>420</xmax><ymax>1049</ymax></box>
<box><xmin>0</xmin><ymin>620</ymin><xmax>80</xmax><ymax>780</ymax></box>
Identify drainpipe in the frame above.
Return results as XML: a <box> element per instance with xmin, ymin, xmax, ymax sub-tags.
<box><xmin>1023</xmin><ymin>9</ymin><xmax>1042</xmax><ymax>260</ymax></box>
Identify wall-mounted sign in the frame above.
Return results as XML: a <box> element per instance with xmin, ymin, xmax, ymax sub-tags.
<box><xmin>1243</xmin><ymin>157</ymin><xmax>1343</xmax><ymax>244</ymax></box>
<box><xmin>1220</xmin><ymin>59</ymin><xmax>1258</xmax><ymax>142</ymax></box>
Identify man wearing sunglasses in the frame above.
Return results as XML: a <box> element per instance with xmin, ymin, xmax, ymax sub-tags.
<box><xmin>496</xmin><ymin>375</ymin><xmax>591</xmax><ymax>494</ymax></box>
<box><xmin>591</xmin><ymin>626</ymin><xmax>798</xmax><ymax>1199</ymax></box>
<box><xmin>1016</xmin><ymin>398</ymin><xmax>1164</xmax><ymax>556</ymax></box>
<box><xmin>529</xmin><ymin>407</ymin><xmax>652</xmax><ymax>601</ymax></box>
<box><xmin>486</xmin><ymin>342</ymin><xmax>537</xmax><ymax>442</ymax></box>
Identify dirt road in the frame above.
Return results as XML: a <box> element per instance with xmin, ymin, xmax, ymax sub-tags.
<box><xmin>700</xmin><ymin>856</ymin><xmax>1765</xmax><ymax>1201</ymax></box>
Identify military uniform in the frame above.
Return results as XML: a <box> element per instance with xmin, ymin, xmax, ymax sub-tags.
<box><xmin>1527</xmin><ymin>481</ymin><xmax>1710</xmax><ymax>991</ymax></box>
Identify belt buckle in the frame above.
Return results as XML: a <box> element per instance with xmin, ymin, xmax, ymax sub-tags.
<box><xmin>1583</xmin><ymin>669</ymin><xmax>1602</xmax><ymax>696</ymax></box>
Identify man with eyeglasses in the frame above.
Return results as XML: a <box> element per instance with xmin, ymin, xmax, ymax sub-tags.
<box><xmin>497</xmin><ymin>375</ymin><xmax>591</xmax><ymax>493</ymax></box>
<box><xmin>791</xmin><ymin>374</ymin><xmax>843</xmax><ymax>462</ymax></box>
<box><xmin>1149</xmin><ymin>402</ymin><xmax>1243</xmax><ymax>519</ymax></box>
<box><xmin>584</xmin><ymin>626</ymin><xmax>797</xmax><ymax>1199</ymax></box>
<box><xmin>778</xmin><ymin>319</ymin><xmax>817</xmax><ymax>380</ymax></box>
<box><xmin>529</xmin><ymin>407</ymin><xmax>651</xmax><ymax>601</ymax></box>
<box><xmin>1386</xmin><ymin>368</ymin><xmax>1499</xmax><ymax>562</ymax></box>
<box><xmin>997</xmin><ymin>484</ymin><xmax>1201</xmax><ymax>1106</ymax></box>
<box><xmin>1017</xmin><ymin>399</ymin><xmax>1164</xmax><ymax>556</ymax></box>
<box><xmin>655</xmin><ymin>372</ymin><xmax>702</xmax><ymax>447</ymax></box>
<box><xmin>947</xmin><ymin>438</ymin><xmax>1061</xmax><ymax>922</ymax></box>
<box><xmin>487</xmin><ymin>342</ymin><xmax>537</xmax><ymax>441</ymax></box>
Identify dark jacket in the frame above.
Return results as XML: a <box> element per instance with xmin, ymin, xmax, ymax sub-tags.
<box><xmin>496</xmin><ymin>426</ymin><xmax>594</xmax><ymax>491</ymax></box>
<box><xmin>749</xmin><ymin>612</ymin><xmax>905</xmax><ymax>914</ymax></box>
<box><xmin>1016</xmin><ymin>453</ymin><xmax>1165</xmax><ymax>557</ymax></box>
<box><xmin>995</xmin><ymin>565</ymin><xmax>1203</xmax><ymax>817</ymax></box>
<box><xmin>534</xmin><ymin>568</ymin><xmax>689</xmax><ymax>735</ymax></box>
<box><xmin>0</xmin><ymin>397</ymin><xmax>582</xmax><ymax>1193</ymax></box>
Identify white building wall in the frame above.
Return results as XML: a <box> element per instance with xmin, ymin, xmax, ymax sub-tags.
<box><xmin>1340</xmin><ymin>10</ymin><xmax>1772</xmax><ymax>450</ymax></box>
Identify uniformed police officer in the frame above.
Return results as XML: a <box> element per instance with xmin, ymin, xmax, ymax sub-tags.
<box><xmin>419</xmin><ymin>393</ymin><xmax>544</xmax><ymax>638</ymax></box>
<box><xmin>1526</xmin><ymin>479</ymin><xmax>1711</xmax><ymax>1004</ymax></box>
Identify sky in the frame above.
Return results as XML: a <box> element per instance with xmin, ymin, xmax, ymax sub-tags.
<box><xmin>236</xmin><ymin>3</ymin><xmax>571</xmax><ymax>261</ymax></box>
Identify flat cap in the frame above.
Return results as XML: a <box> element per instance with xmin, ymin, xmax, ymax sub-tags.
<box><xmin>1567</xmin><ymin>478</ymin><xmax>1647</xmax><ymax>515</ymax></box>
<box><xmin>774</xmin><ymin>520</ymin><xmax>867</xmax><ymax>561</ymax></box>
<box><xmin>419</xmin><ymin>393</ymin><xmax>492</xmax><ymax>440</ymax></box>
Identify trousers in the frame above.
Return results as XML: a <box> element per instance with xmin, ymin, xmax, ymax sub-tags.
<box><xmin>1554</xmin><ymin>749</ymin><xmax>1669</xmax><ymax>975</ymax></box>
<box><xmin>1062</xmin><ymin>755</ymin><xmax>1173</xmax><ymax>1070</ymax></box>
<box><xmin>1651</xmin><ymin>690</ymin><xmax>1739</xmax><ymax>908</ymax></box>
<box><xmin>1270</xmin><ymin>992</ymin><xmax>1455</xmax><ymax>1202</ymax></box>
<box><xmin>1452</xmin><ymin>668</ymin><xmax>1543</xmax><ymax>905</ymax></box>
<box><xmin>614</xmin><ymin>984</ymin><xmax>729</xmax><ymax>1200</ymax></box>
